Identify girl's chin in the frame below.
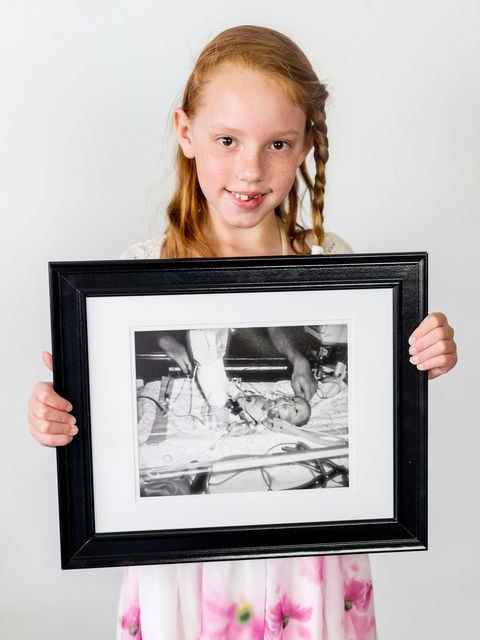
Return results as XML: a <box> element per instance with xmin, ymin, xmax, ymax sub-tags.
<box><xmin>212</xmin><ymin>206</ymin><xmax>278</xmax><ymax>230</ymax></box>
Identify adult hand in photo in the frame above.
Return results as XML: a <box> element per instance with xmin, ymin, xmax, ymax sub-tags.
<box><xmin>291</xmin><ymin>354</ymin><xmax>318</xmax><ymax>401</ymax></box>
<box><xmin>157</xmin><ymin>334</ymin><xmax>193</xmax><ymax>375</ymax></box>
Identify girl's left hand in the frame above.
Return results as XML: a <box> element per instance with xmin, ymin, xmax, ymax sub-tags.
<box><xmin>408</xmin><ymin>312</ymin><xmax>457</xmax><ymax>380</ymax></box>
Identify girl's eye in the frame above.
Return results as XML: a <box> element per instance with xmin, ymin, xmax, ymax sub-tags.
<box><xmin>272</xmin><ymin>140</ymin><xmax>289</xmax><ymax>151</ymax></box>
<box><xmin>219</xmin><ymin>136</ymin><xmax>235</xmax><ymax>147</ymax></box>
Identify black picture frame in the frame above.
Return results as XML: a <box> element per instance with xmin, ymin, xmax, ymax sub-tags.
<box><xmin>49</xmin><ymin>252</ymin><xmax>428</xmax><ymax>569</ymax></box>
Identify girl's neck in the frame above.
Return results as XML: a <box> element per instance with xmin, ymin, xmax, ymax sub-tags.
<box><xmin>207</xmin><ymin>215</ymin><xmax>291</xmax><ymax>257</ymax></box>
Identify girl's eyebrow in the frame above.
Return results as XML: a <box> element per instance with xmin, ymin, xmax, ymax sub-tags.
<box><xmin>212</xmin><ymin>124</ymin><xmax>302</xmax><ymax>139</ymax></box>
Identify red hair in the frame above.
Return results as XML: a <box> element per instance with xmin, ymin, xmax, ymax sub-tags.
<box><xmin>163</xmin><ymin>25</ymin><xmax>329</xmax><ymax>258</ymax></box>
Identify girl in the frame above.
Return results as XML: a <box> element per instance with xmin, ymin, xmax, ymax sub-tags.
<box><xmin>27</xmin><ymin>25</ymin><xmax>457</xmax><ymax>640</ymax></box>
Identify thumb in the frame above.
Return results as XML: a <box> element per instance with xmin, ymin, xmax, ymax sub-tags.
<box><xmin>42</xmin><ymin>351</ymin><xmax>53</xmax><ymax>372</ymax></box>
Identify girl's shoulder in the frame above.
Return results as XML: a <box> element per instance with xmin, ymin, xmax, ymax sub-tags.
<box><xmin>321</xmin><ymin>231</ymin><xmax>353</xmax><ymax>255</ymax></box>
<box><xmin>120</xmin><ymin>236</ymin><xmax>165</xmax><ymax>260</ymax></box>
<box><xmin>300</xmin><ymin>230</ymin><xmax>353</xmax><ymax>255</ymax></box>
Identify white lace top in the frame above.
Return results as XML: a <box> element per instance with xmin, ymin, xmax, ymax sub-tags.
<box><xmin>120</xmin><ymin>231</ymin><xmax>353</xmax><ymax>260</ymax></box>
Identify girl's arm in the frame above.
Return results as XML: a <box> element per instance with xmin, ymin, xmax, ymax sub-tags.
<box><xmin>408</xmin><ymin>312</ymin><xmax>457</xmax><ymax>379</ymax></box>
<box><xmin>27</xmin><ymin>352</ymin><xmax>78</xmax><ymax>447</ymax></box>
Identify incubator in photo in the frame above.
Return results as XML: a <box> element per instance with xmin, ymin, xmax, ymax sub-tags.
<box><xmin>133</xmin><ymin>324</ymin><xmax>350</xmax><ymax>496</ymax></box>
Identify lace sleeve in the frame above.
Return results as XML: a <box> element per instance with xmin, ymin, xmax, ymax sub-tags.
<box><xmin>322</xmin><ymin>231</ymin><xmax>353</xmax><ymax>255</ymax></box>
<box><xmin>120</xmin><ymin>237</ymin><xmax>164</xmax><ymax>260</ymax></box>
<box><xmin>120</xmin><ymin>232</ymin><xmax>351</xmax><ymax>259</ymax></box>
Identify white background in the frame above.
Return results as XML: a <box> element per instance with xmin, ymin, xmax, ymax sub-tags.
<box><xmin>1</xmin><ymin>1</ymin><xmax>477</xmax><ymax>638</ymax></box>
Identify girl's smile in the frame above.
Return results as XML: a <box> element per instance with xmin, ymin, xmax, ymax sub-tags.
<box><xmin>226</xmin><ymin>189</ymin><xmax>268</xmax><ymax>210</ymax></box>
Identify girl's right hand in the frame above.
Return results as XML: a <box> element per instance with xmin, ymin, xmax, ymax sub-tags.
<box><xmin>27</xmin><ymin>351</ymin><xmax>78</xmax><ymax>447</ymax></box>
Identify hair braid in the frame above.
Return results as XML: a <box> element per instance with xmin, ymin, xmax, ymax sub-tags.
<box><xmin>309</xmin><ymin>107</ymin><xmax>329</xmax><ymax>248</ymax></box>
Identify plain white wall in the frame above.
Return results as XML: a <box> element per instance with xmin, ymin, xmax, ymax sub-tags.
<box><xmin>1</xmin><ymin>1</ymin><xmax>478</xmax><ymax>638</ymax></box>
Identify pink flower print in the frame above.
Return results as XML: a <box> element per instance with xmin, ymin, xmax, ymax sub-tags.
<box><xmin>344</xmin><ymin>578</ymin><xmax>372</xmax><ymax>613</ymax></box>
<box><xmin>203</xmin><ymin>598</ymin><xmax>264</xmax><ymax>639</ymax></box>
<box><xmin>344</xmin><ymin>579</ymin><xmax>376</xmax><ymax>640</ymax></box>
<box><xmin>266</xmin><ymin>595</ymin><xmax>313</xmax><ymax>639</ymax></box>
<box><xmin>120</xmin><ymin>604</ymin><xmax>142</xmax><ymax>639</ymax></box>
<box><xmin>299</xmin><ymin>556</ymin><xmax>325</xmax><ymax>585</ymax></box>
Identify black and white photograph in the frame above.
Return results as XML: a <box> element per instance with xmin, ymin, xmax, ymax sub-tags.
<box><xmin>134</xmin><ymin>324</ymin><xmax>350</xmax><ymax>498</ymax></box>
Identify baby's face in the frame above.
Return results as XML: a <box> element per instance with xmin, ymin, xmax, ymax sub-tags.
<box><xmin>276</xmin><ymin>396</ymin><xmax>311</xmax><ymax>426</ymax></box>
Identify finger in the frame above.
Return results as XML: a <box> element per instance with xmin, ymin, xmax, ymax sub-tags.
<box><xmin>292</xmin><ymin>376</ymin><xmax>315</xmax><ymax>401</ymax></box>
<box><xmin>410</xmin><ymin>349</ymin><xmax>458</xmax><ymax>375</ymax></box>
<box><xmin>409</xmin><ymin>339</ymin><xmax>456</xmax><ymax>368</ymax></box>
<box><xmin>302</xmin><ymin>379</ymin><xmax>316</xmax><ymax>402</ymax></box>
<box><xmin>28</xmin><ymin>410</ymin><xmax>78</xmax><ymax>435</ymax></box>
<box><xmin>42</xmin><ymin>350</ymin><xmax>53</xmax><ymax>372</ymax></box>
<box><xmin>308</xmin><ymin>380</ymin><xmax>317</xmax><ymax>401</ymax></box>
<box><xmin>409</xmin><ymin>312</ymin><xmax>449</xmax><ymax>345</ymax></box>
<box><xmin>409</xmin><ymin>325</ymin><xmax>455</xmax><ymax>357</ymax></box>
<box><xmin>31</xmin><ymin>432</ymin><xmax>75</xmax><ymax>447</ymax></box>
<box><xmin>176</xmin><ymin>361</ymin><xmax>187</xmax><ymax>375</ymax></box>
<box><xmin>427</xmin><ymin>355</ymin><xmax>458</xmax><ymax>379</ymax></box>
<box><xmin>28</xmin><ymin>395</ymin><xmax>77</xmax><ymax>426</ymax></box>
<box><xmin>180</xmin><ymin>357</ymin><xmax>193</xmax><ymax>376</ymax></box>
<box><xmin>291</xmin><ymin>377</ymin><xmax>305</xmax><ymax>398</ymax></box>
<box><xmin>28</xmin><ymin>421</ymin><xmax>76</xmax><ymax>447</ymax></box>
<box><xmin>28</xmin><ymin>404</ymin><xmax>78</xmax><ymax>447</ymax></box>
<box><xmin>29</xmin><ymin>381</ymin><xmax>73</xmax><ymax>413</ymax></box>
<box><xmin>424</xmin><ymin>352</ymin><xmax>458</xmax><ymax>379</ymax></box>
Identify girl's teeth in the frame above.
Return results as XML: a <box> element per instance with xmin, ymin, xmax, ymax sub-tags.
<box><xmin>233</xmin><ymin>192</ymin><xmax>259</xmax><ymax>201</ymax></box>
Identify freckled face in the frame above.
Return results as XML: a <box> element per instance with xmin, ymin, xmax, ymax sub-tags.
<box><xmin>277</xmin><ymin>396</ymin><xmax>311</xmax><ymax>426</ymax></box>
<box><xmin>174</xmin><ymin>65</ymin><xmax>311</xmax><ymax>232</ymax></box>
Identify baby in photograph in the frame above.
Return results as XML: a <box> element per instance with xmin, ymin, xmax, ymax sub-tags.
<box><xmin>231</xmin><ymin>392</ymin><xmax>311</xmax><ymax>428</ymax></box>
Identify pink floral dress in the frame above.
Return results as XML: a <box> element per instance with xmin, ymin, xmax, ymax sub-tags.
<box><xmin>117</xmin><ymin>232</ymin><xmax>377</xmax><ymax>640</ymax></box>
<box><xmin>118</xmin><ymin>555</ymin><xmax>376</xmax><ymax>640</ymax></box>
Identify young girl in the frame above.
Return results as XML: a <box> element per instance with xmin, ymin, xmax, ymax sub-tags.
<box><xmin>27</xmin><ymin>25</ymin><xmax>457</xmax><ymax>640</ymax></box>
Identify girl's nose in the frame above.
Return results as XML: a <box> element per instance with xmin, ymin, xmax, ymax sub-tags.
<box><xmin>237</xmin><ymin>148</ymin><xmax>264</xmax><ymax>183</ymax></box>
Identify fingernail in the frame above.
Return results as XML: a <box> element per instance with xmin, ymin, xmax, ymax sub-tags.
<box><xmin>410</xmin><ymin>356</ymin><xmax>418</xmax><ymax>365</ymax></box>
<box><xmin>408</xmin><ymin>337</ymin><xmax>416</xmax><ymax>346</ymax></box>
<box><xmin>409</xmin><ymin>345</ymin><xmax>417</xmax><ymax>355</ymax></box>
<box><xmin>70</xmin><ymin>426</ymin><xmax>79</xmax><ymax>436</ymax></box>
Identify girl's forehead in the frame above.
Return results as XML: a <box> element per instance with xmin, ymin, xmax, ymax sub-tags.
<box><xmin>204</xmin><ymin>62</ymin><xmax>274</xmax><ymax>82</ymax></box>
<box><xmin>198</xmin><ymin>63</ymin><xmax>301</xmax><ymax>110</ymax></box>
<box><xmin>189</xmin><ymin>69</ymin><xmax>307</xmax><ymax>137</ymax></box>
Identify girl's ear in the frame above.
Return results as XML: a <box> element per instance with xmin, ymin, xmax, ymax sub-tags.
<box><xmin>174</xmin><ymin>108</ymin><xmax>195</xmax><ymax>158</ymax></box>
